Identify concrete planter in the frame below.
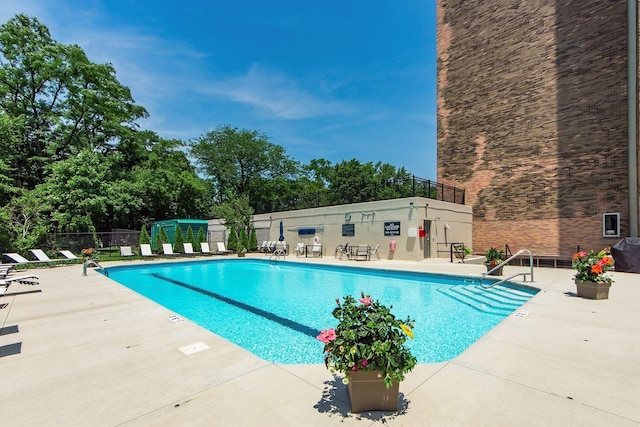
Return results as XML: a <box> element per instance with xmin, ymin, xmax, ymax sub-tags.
<box><xmin>485</xmin><ymin>264</ymin><xmax>503</xmax><ymax>276</ymax></box>
<box><xmin>346</xmin><ymin>370</ymin><xmax>400</xmax><ymax>413</ymax></box>
<box><xmin>575</xmin><ymin>279</ymin><xmax>611</xmax><ymax>300</ymax></box>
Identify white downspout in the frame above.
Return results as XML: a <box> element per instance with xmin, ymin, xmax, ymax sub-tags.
<box><xmin>629</xmin><ymin>0</ymin><xmax>638</xmax><ymax>237</ymax></box>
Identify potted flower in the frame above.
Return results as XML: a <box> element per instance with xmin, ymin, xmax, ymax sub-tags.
<box><xmin>572</xmin><ymin>248</ymin><xmax>614</xmax><ymax>299</ymax></box>
<box><xmin>317</xmin><ymin>292</ymin><xmax>417</xmax><ymax>413</ymax></box>
<box><xmin>484</xmin><ymin>246</ymin><xmax>506</xmax><ymax>275</ymax></box>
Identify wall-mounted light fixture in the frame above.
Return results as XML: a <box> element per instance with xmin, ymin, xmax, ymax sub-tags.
<box><xmin>409</xmin><ymin>202</ymin><xmax>414</xmax><ymax>209</ymax></box>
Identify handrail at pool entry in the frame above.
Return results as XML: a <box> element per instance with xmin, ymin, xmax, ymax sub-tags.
<box><xmin>480</xmin><ymin>249</ymin><xmax>534</xmax><ymax>288</ymax></box>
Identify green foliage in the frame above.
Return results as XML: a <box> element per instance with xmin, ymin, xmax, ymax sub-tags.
<box><xmin>154</xmin><ymin>225</ymin><xmax>169</xmax><ymax>252</ymax></box>
<box><xmin>190</xmin><ymin>125</ymin><xmax>298</xmax><ymax>209</ymax></box>
<box><xmin>186</xmin><ymin>225</ymin><xmax>197</xmax><ymax>250</ymax></box>
<box><xmin>572</xmin><ymin>248</ymin><xmax>615</xmax><ymax>284</ymax></box>
<box><xmin>238</xmin><ymin>228</ymin><xmax>249</xmax><ymax>252</ymax></box>
<box><xmin>196</xmin><ymin>227</ymin><xmax>206</xmax><ymax>246</ymax></box>
<box><xmin>211</xmin><ymin>195</ymin><xmax>254</xmax><ymax>238</ymax></box>
<box><xmin>173</xmin><ymin>226</ymin><xmax>185</xmax><ymax>253</ymax></box>
<box><xmin>249</xmin><ymin>227</ymin><xmax>258</xmax><ymax>251</ymax></box>
<box><xmin>484</xmin><ymin>246</ymin><xmax>506</xmax><ymax>266</ymax></box>
<box><xmin>139</xmin><ymin>226</ymin><xmax>150</xmax><ymax>245</ymax></box>
<box><xmin>318</xmin><ymin>293</ymin><xmax>417</xmax><ymax>389</ymax></box>
<box><xmin>226</xmin><ymin>226</ymin><xmax>239</xmax><ymax>252</ymax></box>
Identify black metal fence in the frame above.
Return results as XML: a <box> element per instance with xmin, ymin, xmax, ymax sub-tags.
<box><xmin>54</xmin><ymin>229</ymin><xmax>141</xmax><ymax>255</ymax></box>
<box><xmin>254</xmin><ymin>176</ymin><xmax>465</xmax><ymax>214</ymax></box>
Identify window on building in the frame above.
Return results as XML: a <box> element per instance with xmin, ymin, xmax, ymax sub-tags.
<box><xmin>602</xmin><ymin>213</ymin><xmax>620</xmax><ymax>238</ymax></box>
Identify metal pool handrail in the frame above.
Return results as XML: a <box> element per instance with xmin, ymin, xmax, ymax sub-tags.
<box><xmin>480</xmin><ymin>249</ymin><xmax>534</xmax><ymax>288</ymax></box>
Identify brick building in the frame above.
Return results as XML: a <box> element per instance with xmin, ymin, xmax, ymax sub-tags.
<box><xmin>437</xmin><ymin>0</ymin><xmax>639</xmax><ymax>256</ymax></box>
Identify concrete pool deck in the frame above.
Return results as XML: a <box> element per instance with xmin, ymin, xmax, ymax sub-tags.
<box><xmin>1</xmin><ymin>255</ymin><xmax>639</xmax><ymax>426</ymax></box>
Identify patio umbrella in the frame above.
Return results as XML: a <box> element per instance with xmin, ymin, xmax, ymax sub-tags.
<box><xmin>279</xmin><ymin>220</ymin><xmax>285</xmax><ymax>241</ymax></box>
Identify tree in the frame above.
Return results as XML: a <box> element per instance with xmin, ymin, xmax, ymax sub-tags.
<box><xmin>190</xmin><ymin>125</ymin><xmax>299</xmax><ymax>209</ymax></box>
<box><xmin>186</xmin><ymin>225</ymin><xmax>197</xmax><ymax>251</ymax></box>
<box><xmin>0</xmin><ymin>14</ymin><xmax>147</xmax><ymax>190</ymax></box>
<box><xmin>227</xmin><ymin>226</ymin><xmax>238</xmax><ymax>252</ymax></box>
<box><xmin>173</xmin><ymin>226</ymin><xmax>185</xmax><ymax>253</ymax></box>
<box><xmin>154</xmin><ymin>225</ymin><xmax>169</xmax><ymax>252</ymax></box>
<box><xmin>211</xmin><ymin>195</ymin><xmax>254</xmax><ymax>238</ymax></box>
<box><xmin>139</xmin><ymin>226</ymin><xmax>150</xmax><ymax>245</ymax></box>
<box><xmin>196</xmin><ymin>227</ymin><xmax>206</xmax><ymax>248</ymax></box>
<box><xmin>249</xmin><ymin>227</ymin><xmax>258</xmax><ymax>251</ymax></box>
<box><xmin>238</xmin><ymin>228</ymin><xmax>249</xmax><ymax>253</ymax></box>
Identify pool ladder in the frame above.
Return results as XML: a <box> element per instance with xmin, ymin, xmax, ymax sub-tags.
<box><xmin>480</xmin><ymin>249</ymin><xmax>534</xmax><ymax>288</ymax></box>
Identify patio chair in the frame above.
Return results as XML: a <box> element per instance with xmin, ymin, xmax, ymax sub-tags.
<box><xmin>368</xmin><ymin>244</ymin><xmax>380</xmax><ymax>260</ymax></box>
<box><xmin>334</xmin><ymin>241</ymin><xmax>349</xmax><ymax>259</ymax></box>
<box><xmin>120</xmin><ymin>246</ymin><xmax>134</xmax><ymax>257</ymax></box>
<box><xmin>183</xmin><ymin>243</ymin><xmax>196</xmax><ymax>255</ymax></box>
<box><xmin>353</xmin><ymin>245</ymin><xmax>371</xmax><ymax>261</ymax></box>
<box><xmin>294</xmin><ymin>243</ymin><xmax>305</xmax><ymax>257</ymax></box>
<box><xmin>216</xmin><ymin>242</ymin><xmax>233</xmax><ymax>255</ymax></box>
<box><xmin>59</xmin><ymin>250</ymin><xmax>79</xmax><ymax>260</ymax></box>
<box><xmin>0</xmin><ymin>274</ymin><xmax>39</xmax><ymax>287</ymax></box>
<box><xmin>200</xmin><ymin>242</ymin><xmax>214</xmax><ymax>254</ymax></box>
<box><xmin>30</xmin><ymin>249</ymin><xmax>65</xmax><ymax>265</ymax></box>
<box><xmin>162</xmin><ymin>243</ymin><xmax>178</xmax><ymax>256</ymax></box>
<box><xmin>311</xmin><ymin>243</ymin><xmax>322</xmax><ymax>257</ymax></box>
<box><xmin>140</xmin><ymin>244</ymin><xmax>154</xmax><ymax>257</ymax></box>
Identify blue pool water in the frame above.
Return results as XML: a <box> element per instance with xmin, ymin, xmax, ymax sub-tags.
<box><xmin>105</xmin><ymin>259</ymin><xmax>537</xmax><ymax>364</ymax></box>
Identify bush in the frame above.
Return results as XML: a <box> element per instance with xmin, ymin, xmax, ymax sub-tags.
<box><xmin>139</xmin><ymin>226</ymin><xmax>150</xmax><ymax>245</ymax></box>
<box><xmin>239</xmin><ymin>228</ymin><xmax>249</xmax><ymax>252</ymax></box>
<box><xmin>173</xmin><ymin>227</ymin><xmax>185</xmax><ymax>253</ymax></box>
<box><xmin>227</xmin><ymin>226</ymin><xmax>239</xmax><ymax>251</ymax></box>
<box><xmin>249</xmin><ymin>227</ymin><xmax>258</xmax><ymax>251</ymax></box>
<box><xmin>186</xmin><ymin>225</ymin><xmax>197</xmax><ymax>250</ymax></box>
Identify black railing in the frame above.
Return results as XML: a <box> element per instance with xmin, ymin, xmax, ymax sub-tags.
<box><xmin>254</xmin><ymin>176</ymin><xmax>465</xmax><ymax>214</ymax></box>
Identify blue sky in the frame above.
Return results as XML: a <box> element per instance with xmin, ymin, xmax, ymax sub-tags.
<box><xmin>1</xmin><ymin>1</ymin><xmax>437</xmax><ymax>179</ymax></box>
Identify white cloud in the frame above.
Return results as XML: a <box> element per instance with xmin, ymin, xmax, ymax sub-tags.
<box><xmin>202</xmin><ymin>65</ymin><xmax>358</xmax><ymax>120</ymax></box>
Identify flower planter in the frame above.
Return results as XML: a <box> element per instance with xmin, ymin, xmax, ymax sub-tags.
<box><xmin>575</xmin><ymin>279</ymin><xmax>611</xmax><ymax>300</ymax></box>
<box><xmin>485</xmin><ymin>264</ymin><xmax>503</xmax><ymax>276</ymax></box>
<box><xmin>347</xmin><ymin>370</ymin><xmax>400</xmax><ymax>412</ymax></box>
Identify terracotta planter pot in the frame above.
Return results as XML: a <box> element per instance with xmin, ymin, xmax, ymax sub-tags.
<box><xmin>575</xmin><ymin>279</ymin><xmax>611</xmax><ymax>300</ymax></box>
<box><xmin>485</xmin><ymin>264</ymin><xmax>503</xmax><ymax>276</ymax></box>
<box><xmin>346</xmin><ymin>370</ymin><xmax>400</xmax><ymax>412</ymax></box>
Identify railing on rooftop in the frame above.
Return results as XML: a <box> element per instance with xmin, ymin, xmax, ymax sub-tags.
<box><xmin>253</xmin><ymin>175</ymin><xmax>465</xmax><ymax>214</ymax></box>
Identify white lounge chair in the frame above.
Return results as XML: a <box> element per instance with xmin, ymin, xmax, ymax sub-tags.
<box><xmin>59</xmin><ymin>250</ymin><xmax>79</xmax><ymax>260</ymax></box>
<box><xmin>183</xmin><ymin>243</ymin><xmax>196</xmax><ymax>255</ymax></box>
<box><xmin>0</xmin><ymin>274</ymin><xmax>39</xmax><ymax>286</ymax></box>
<box><xmin>140</xmin><ymin>244</ymin><xmax>154</xmax><ymax>257</ymax></box>
<box><xmin>216</xmin><ymin>242</ymin><xmax>233</xmax><ymax>255</ymax></box>
<box><xmin>3</xmin><ymin>252</ymin><xmax>32</xmax><ymax>264</ymax></box>
<box><xmin>162</xmin><ymin>243</ymin><xmax>178</xmax><ymax>256</ymax></box>
<box><xmin>200</xmin><ymin>242</ymin><xmax>213</xmax><ymax>254</ymax></box>
<box><xmin>120</xmin><ymin>246</ymin><xmax>134</xmax><ymax>257</ymax></box>
<box><xmin>29</xmin><ymin>249</ymin><xmax>65</xmax><ymax>263</ymax></box>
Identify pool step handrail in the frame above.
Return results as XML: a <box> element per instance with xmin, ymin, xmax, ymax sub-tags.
<box><xmin>480</xmin><ymin>249</ymin><xmax>534</xmax><ymax>288</ymax></box>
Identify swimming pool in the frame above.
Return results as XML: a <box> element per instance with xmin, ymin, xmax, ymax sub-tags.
<box><xmin>105</xmin><ymin>259</ymin><xmax>538</xmax><ymax>364</ymax></box>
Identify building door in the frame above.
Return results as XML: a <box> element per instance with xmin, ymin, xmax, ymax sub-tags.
<box><xmin>423</xmin><ymin>220</ymin><xmax>431</xmax><ymax>258</ymax></box>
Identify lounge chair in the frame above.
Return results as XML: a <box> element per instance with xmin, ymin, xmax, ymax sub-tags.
<box><xmin>3</xmin><ymin>253</ymin><xmax>32</xmax><ymax>264</ymax></box>
<box><xmin>59</xmin><ymin>250</ymin><xmax>79</xmax><ymax>261</ymax></box>
<box><xmin>200</xmin><ymin>242</ymin><xmax>214</xmax><ymax>254</ymax></box>
<box><xmin>162</xmin><ymin>243</ymin><xmax>178</xmax><ymax>256</ymax></box>
<box><xmin>0</xmin><ymin>274</ymin><xmax>39</xmax><ymax>286</ymax></box>
<box><xmin>368</xmin><ymin>244</ymin><xmax>380</xmax><ymax>260</ymax></box>
<box><xmin>183</xmin><ymin>243</ymin><xmax>196</xmax><ymax>255</ymax></box>
<box><xmin>216</xmin><ymin>242</ymin><xmax>233</xmax><ymax>255</ymax></box>
<box><xmin>30</xmin><ymin>249</ymin><xmax>65</xmax><ymax>263</ymax></box>
<box><xmin>140</xmin><ymin>244</ymin><xmax>154</xmax><ymax>257</ymax></box>
<box><xmin>294</xmin><ymin>243</ymin><xmax>305</xmax><ymax>257</ymax></box>
<box><xmin>120</xmin><ymin>246</ymin><xmax>134</xmax><ymax>257</ymax></box>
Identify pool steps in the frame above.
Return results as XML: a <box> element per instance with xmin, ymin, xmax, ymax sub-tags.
<box><xmin>438</xmin><ymin>284</ymin><xmax>535</xmax><ymax>315</ymax></box>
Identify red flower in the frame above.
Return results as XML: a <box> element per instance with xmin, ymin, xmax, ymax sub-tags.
<box><xmin>591</xmin><ymin>264</ymin><xmax>603</xmax><ymax>274</ymax></box>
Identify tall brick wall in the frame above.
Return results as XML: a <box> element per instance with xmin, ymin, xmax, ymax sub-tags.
<box><xmin>437</xmin><ymin>0</ymin><xmax>630</xmax><ymax>256</ymax></box>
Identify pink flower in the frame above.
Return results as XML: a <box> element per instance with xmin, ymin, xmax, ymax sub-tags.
<box><xmin>359</xmin><ymin>296</ymin><xmax>372</xmax><ymax>306</ymax></box>
<box><xmin>351</xmin><ymin>365</ymin><xmax>358</xmax><ymax>371</ymax></box>
<box><xmin>360</xmin><ymin>359</ymin><xmax>369</xmax><ymax>368</ymax></box>
<box><xmin>316</xmin><ymin>328</ymin><xmax>336</xmax><ymax>344</ymax></box>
